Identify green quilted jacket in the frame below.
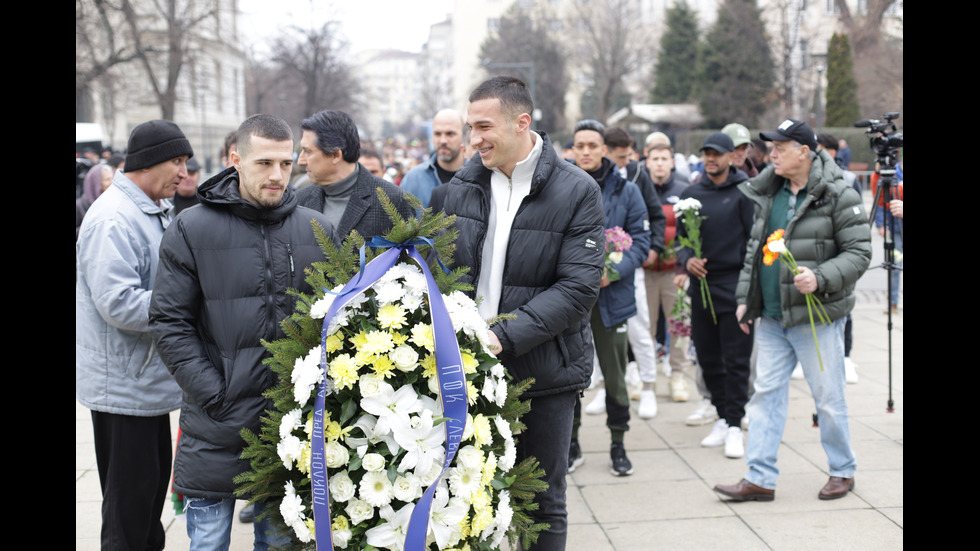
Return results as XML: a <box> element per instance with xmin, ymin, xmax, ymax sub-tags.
<box><xmin>736</xmin><ymin>150</ymin><xmax>872</xmax><ymax>328</ymax></box>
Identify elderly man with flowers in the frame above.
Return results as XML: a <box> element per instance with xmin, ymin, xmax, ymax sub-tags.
<box><xmin>713</xmin><ymin>119</ymin><xmax>871</xmax><ymax>503</ymax></box>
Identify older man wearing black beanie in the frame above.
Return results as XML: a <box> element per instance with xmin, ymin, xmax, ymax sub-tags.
<box><xmin>77</xmin><ymin>119</ymin><xmax>192</xmax><ymax>551</ymax></box>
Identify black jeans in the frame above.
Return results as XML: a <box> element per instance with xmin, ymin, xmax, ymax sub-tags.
<box><xmin>690</xmin><ymin>305</ymin><xmax>753</xmax><ymax>428</ymax></box>
<box><xmin>518</xmin><ymin>390</ymin><xmax>578</xmax><ymax>550</ymax></box>
<box><xmin>91</xmin><ymin>411</ymin><xmax>173</xmax><ymax>551</ymax></box>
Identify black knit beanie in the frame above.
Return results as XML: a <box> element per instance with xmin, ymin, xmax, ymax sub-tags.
<box><xmin>125</xmin><ymin>120</ymin><xmax>194</xmax><ymax>171</ymax></box>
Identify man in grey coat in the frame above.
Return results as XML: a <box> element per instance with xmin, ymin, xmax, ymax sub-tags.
<box><xmin>76</xmin><ymin>119</ymin><xmax>192</xmax><ymax>551</ymax></box>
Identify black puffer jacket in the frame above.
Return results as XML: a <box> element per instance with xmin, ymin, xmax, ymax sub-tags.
<box><xmin>149</xmin><ymin>167</ymin><xmax>333</xmax><ymax>498</ymax></box>
<box><xmin>443</xmin><ymin>132</ymin><xmax>605</xmax><ymax>398</ymax></box>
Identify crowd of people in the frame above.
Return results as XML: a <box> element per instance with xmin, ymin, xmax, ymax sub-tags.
<box><xmin>76</xmin><ymin>75</ymin><xmax>902</xmax><ymax>551</ymax></box>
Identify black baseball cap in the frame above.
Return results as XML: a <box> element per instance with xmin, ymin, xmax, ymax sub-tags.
<box><xmin>700</xmin><ymin>132</ymin><xmax>734</xmax><ymax>154</ymax></box>
<box><xmin>759</xmin><ymin>119</ymin><xmax>818</xmax><ymax>150</ymax></box>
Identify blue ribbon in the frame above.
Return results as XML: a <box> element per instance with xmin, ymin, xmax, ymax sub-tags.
<box><xmin>322</xmin><ymin>236</ymin><xmax>450</xmax><ymax>297</ymax></box>
<box><xmin>310</xmin><ymin>240</ymin><xmax>467</xmax><ymax>550</ymax></box>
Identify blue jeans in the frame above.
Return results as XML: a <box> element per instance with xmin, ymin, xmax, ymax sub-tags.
<box><xmin>889</xmin><ymin>231</ymin><xmax>902</xmax><ymax>306</ymax></box>
<box><xmin>184</xmin><ymin>497</ymin><xmax>290</xmax><ymax>551</ymax></box>
<box><xmin>744</xmin><ymin>316</ymin><xmax>856</xmax><ymax>490</ymax></box>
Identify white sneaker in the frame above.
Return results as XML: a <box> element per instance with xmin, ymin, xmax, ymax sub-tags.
<box><xmin>685</xmin><ymin>399</ymin><xmax>718</xmax><ymax>426</ymax></box>
<box><xmin>585</xmin><ymin>389</ymin><xmax>606</xmax><ymax>415</ymax></box>
<box><xmin>724</xmin><ymin>427</ymin><xmax>744</xmax><ymax>458</ymax></box>
<box><xmin>638</xmin><ymin>390</ymin><xmax>658</xmax><ymax>419</ymax></box>
<box><xmin>844</xmin><ymin>358</ymin><xmax>859</xmax><ymax>384</ymax></box>
<box><xmin>670</xmin><ymin>372</ymin><xmax>689</xmax><ymax>402</ymax></box>
<box><xmin>701</xmin><ymin>419</ymin><xmax>729</xmax><ymax>447</ymax></box>
<box><xmin>791</xmin><ymin>363</ymin><xmax>804</xmax><ymax>380</ymax></box>
<box><xmin>626</xmin><ymin>361</ymin><xmax>643</xmax><ymax>400</ymax></box>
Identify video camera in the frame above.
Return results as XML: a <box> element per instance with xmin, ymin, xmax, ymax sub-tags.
<box><xmin>855</xmin><ymin>112</ymin><xmax>903</xmax><ymax>170</ymax></box>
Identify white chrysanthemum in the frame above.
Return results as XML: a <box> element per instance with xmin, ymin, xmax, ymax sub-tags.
<box><xmin>673</xmin><ymin>197</ymin><xmax>702</xmax><ymax>213</ymax></box>
<box><xmin>491</xmin><ymin>364</ymin><xmax>505</xmax><ymax>379</ymax></box>
<box><xmin>400</xmin><ymin>292</ymin><xmax>424</xmax><ymax>313</ymax></box>
<box><xmin>489</xmin><ymin>490</ymin><xmax>514</xmax><ymax>548</ymax></box>
<box><xmin>494</xmin><ymin>416</ymin><xmax>517</xmax><ymax>471</ymax></box>
<box><xmin>279</xmin><ymin>409</ymin><xmax>303</xmax><ymax>439</ymax></box>
<box><xmin>309</xmin><ymin>286</ymin><xmax>343</xmax><ymax>318</ymax></box>
<box><xmin>443</xmin><ymin>290</ymin><xmax>490</xmax><ymax>343</ymax></box>
<box><xmin>326</xmin><ymin>306</ymin><xmax>353</xmax><ymax>336</ymax></box>
<box><xmin>360</xmin><ymin>470</ymin><xmax>395</xmax><ymax>508</ymax></box>
<box><xmin>374</xmin><ymin>280</ymin><xmax>406</xmax><ymax>305</ymax></box>
<box><xmin>494</xmin><ymin>376</ymin><xmax>508</xmax><ymax>407</ymax></box>
<box><xmin>401</xmin><ymin>267</ymin><xmax>427</xmax><ymax>294</ymax></box>
<box><xmin>280</xmin><ymin>481</ymin><xmax>305</xmax><ymax>524</ymax></box>
<box><xmin>291</xmin><ymin>345</ymin><xmax>325</xmax><ymax>405</ymax></box>
<box><xmin>329</xmin><ymin>470</ymin><xmax>357</xmax><ymax>503</ymax></box>
<box><xmin>277</xmin><ymin>434</ymin><xmax>303</xmax><ymax>470</ymax></box>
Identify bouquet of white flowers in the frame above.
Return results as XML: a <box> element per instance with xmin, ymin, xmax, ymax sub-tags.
<box><xmin>236</xmin><ymin>194</ymin><xmax>548</xmax><ymax>551</ymax></box>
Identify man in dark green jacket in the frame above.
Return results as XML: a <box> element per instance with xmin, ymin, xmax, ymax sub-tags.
<box><xmin>714</xmin><ymin>119</ymin><xmax>871</xmax><ymax>503</ymax></box>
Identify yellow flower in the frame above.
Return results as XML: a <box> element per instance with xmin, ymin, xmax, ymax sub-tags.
<box><xmin>297</xmin><ymin>441</ymin><xmax>311</xmax><ymax>474</ymax></box>
<box><xmin>472</xmin><ymin>414</ymin><xmax>492</xmax><ymax>446</ymax></box>
<box><xmin>390</xmin><ymin>331</ymin><xmax>408</xmax><ymax>345</ymax></box>
<box><xmin>332</xmin><ymin>515</ymin><xmax>349</xmax><ymax>531</ymax></box>
<box><xmin>370</xmin><ymin>354</ymin><xmax>396</xmax><ymax>379</ymax></box>
<box><xmin>461</xmin><ymin>351</ymin><xmax>479</xmax><ymax>374</ymax></box>
<box><xmin>305</xmin><ymin>517</ymin><xmax>316</xmax><ymax>537</ymax></box>
<box><xmin>481</xmin><ymin>451</ymin><xmax>497</xmax><ymax>487</ymax></box>
<box><xmin>458</xmin><ymin>514</ymin><xmax>471</xmax><ymax>539</ymax></box>
<box><xmin>467</xmin><ymin>381</ymin><xmax>478</xmax><ymax>405</ymax></box>
<box><xmin>420</xmin><ymin>353</ymin><xmax>438</xmax><ymax>380</ymax></box>
<box><xmin>324</xmin><ymin>420</ymin><xmax>345</xmax><ymax>441</ymax></box>
<box><xmin>410</xmin><ymin>323</ymin><xmax>435</xmax><ymax>351</ymax></box>
<box><xmin>377</xmin><ymin>303</ymin><xmax>408</xmax><ymax>330</ymax></box>
<box><xmin>470</xmin><ymin>490</ymin><xmax>493</xmax><ymax>532</ymax></box>
<box><xmin>324</xmin><ymin>333</ymin><xmax>345</xmax><ymax>353</ymax></box>
<box><xmin>350</xmin><ymin>330</ymin><xmax>369</xmax><ymax>349</ymax></box>
<box><xmin>328</xmin><ymin>354</ymin><xmax>359</xmax><ymax>390</ymax></box>
<box><xmin>362</xmin><ymin>330</ymin><xmax>394</xmax><ymax>356</ymax></box>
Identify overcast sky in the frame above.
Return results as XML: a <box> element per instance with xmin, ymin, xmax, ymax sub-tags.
<box><xmin>237</xmin><ymin>0</ymin><xmax>455</xmax><ymax>58</ymax></box>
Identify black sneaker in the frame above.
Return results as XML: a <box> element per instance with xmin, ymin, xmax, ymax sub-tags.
<box><xmin>609</xmin><ymin>442</ymin><xmax>633</xmax><ymax>476</ymax></box>
<box><xmin>568</xmin><ymin>438</ymin><xmax>584</xmax><ymax>473</ymax></box>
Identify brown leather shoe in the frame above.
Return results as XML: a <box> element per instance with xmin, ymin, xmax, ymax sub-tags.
<box><xmin>713</xmin><ymin>479</ymin><xmax>774</xmax><ymax>502</ymax></box>
<box><xmin>818</xmin><ymin>476</ymin><xmax>855</xmax><ymax>500</ymax></box>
